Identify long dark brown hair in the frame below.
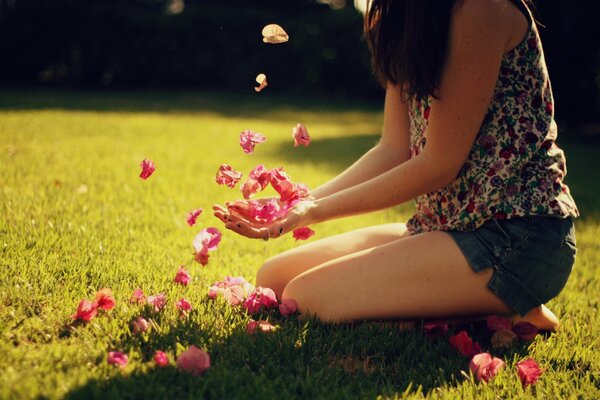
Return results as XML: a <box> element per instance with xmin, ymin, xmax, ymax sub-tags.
<box><xmin>365</xmin><ymin>0</ymin><xmax>535</xmax><ymax>100</ymax></box>
<box><xmin>364</xmin><ymin>0</ymin><xmax>458</xmax><ymax>100</ymax></box>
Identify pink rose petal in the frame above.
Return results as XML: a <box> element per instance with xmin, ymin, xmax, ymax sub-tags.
<box><xmin>269</xmin><ymin>168</ymin><xmax>311</xmax><ymax>205</ymax></box>
<box><xmin>215</xmin><ymin>164</ymin><xmax>243</xmax><ymax>188</ymax></box>
<box><xmin>140</xmin><ymin>159</ymin><xmax>156</xmax><ymax>180</ymax></box>
<box><xmin>516</xmin><ymin>358</ymin><xmax>543</xmax><ymax>387</ymax></box>
<box><xmin>107</xmin><ymin>351</ymin><xmax>128</xmax><ymax>367</ymax></box>
<box><xmin>129</xmin><ymin>288</ymin><xmax>146</xmax><ymax>304</ymax></box>
<box><xmin>186</xmin><ymin>208</ymin><xmax>203</xmax><ymax>227</ymax></box>
<box><xmin>193</xmin><ymin>227</ymin><xmax>222</xmax><ymax>266</ymax></box>
<box><xmin>94</xmin><ymin>288</ymin><xmax>116</xmax><ymax>311</ymax></box>
<box><xmin>512</xmin><ymin>322</ymin><xmax>538</xmax><ymax>341</ymax></box>
<box><xmin>449</xmin><ymin>330</ymin><xmax>482</xmax><ymax>358</ymax></box>
<box><xmin>195</xmin><ymin>251</ymin><xmax>210</xmax><ymax>266</ymax></box>
<box><xmin>243</xmin><ymin>286</ymin><xmax>278</xmax><ymax>314</ymax></box>
<box><xmin>254</xmin><ymin>73</ymin><xmax>268</xmax><ymax>92</ymax></box>
<box><xmin>154</xmin><ymin>351</ymin><xmax>169</xmax><ymax>367</ymax></box>
<box><xmin>246</xmin><ymin>319</ymin><xmax>276</xmax><ymax>334</ymax></box>
<box><xmin>147</xmin><ymin>293</ymin><xmax>167</xmax><ymax>313</ymax></box>
<box><xmin>490</xmin><ymin>329</ymin><xmax>518</xmax><ymax>349</ymax></box>
<box><xmin>71</xmin><ymin>299</ymin><xmax>98</xmax><ymax>322</ymax></box>
<box><xmin>177</xmin><ymin>345</ymin><xmax>211</xmax><ymax>376</ymax></box>
<box><xmin>222</xmin><ymin>285</ymin><xmax>246</xmax><ymax>306</ymax></box>
<box><xmin>239</xmin><ymin>129</ymin><xmax>266</xmax><ymax>154</ymax></box>
<box><xmin>469</xmin><ymin>352</ymin><xmax>505</xmax><ymax>382</ymax></box>
<box><xmin>486</xmin><ymin>315</ymin><xmax>513</xmax><ymax>332</ymax></box>
<box><xmin>292</xmin><ymin>227</ymin><xmax>315</xmax><ymax>241</ymax></box>
<box><xmin>176</xmin><ymin>297</ymin><xmax>193</xmax><ymax>316</ymax></box>
<box><xmin>174</xmin><ymin>265</ymin><xmax>192</xmax><ymax>286</ymax></box>
<box><xmin>278</xmin><ymin>298</ymin><xmax>298</xmax><ymax>316</ymax></box>
<box><xmin>292</xmin><ymin>123</ymin><xmax>310</xmax><ymax>147</ymax></box>
<box><xmin>132</xmin><ymin>316</ymin><xmax>149</xmax><ymax>334</ymax></box>
<box><xmin>241</xmin><ymin>165</ymin><xmax>272</xmax><ymax>199</ymax></box>
<box><xmin>208</xmin><ymin>276</ymin><xmax>254</xmax><ymax>304</ymax></box>
<box><xmin>423</xmin><ymin>320</ymin><xmax>449</xmax><ymax>338</ymax></box>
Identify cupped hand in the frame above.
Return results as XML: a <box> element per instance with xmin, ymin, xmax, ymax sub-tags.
<box><xmin>213</xmin><ymin>198</ymin><xmax>315</xmax><ymax>241</ymax></box>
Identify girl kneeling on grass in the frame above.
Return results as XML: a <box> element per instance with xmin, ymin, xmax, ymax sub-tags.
<box><xmin>214</xmin><ymin>0</ymin><xmax>578</xmax><ymax>330</ymax></box>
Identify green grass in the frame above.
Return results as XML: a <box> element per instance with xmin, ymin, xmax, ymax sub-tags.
<box><xmin>0</xmin><ymin>89</ymin><xmax>598</xmax><ymax>399</ymax></box>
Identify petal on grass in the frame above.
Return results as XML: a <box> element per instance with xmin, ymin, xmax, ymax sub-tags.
<box><xmin>154</xmin><ymin>351</ymin><xmax>169</xmax><ymax>367</ymax></box>
<box><xmin>107</xmin><ymin>351</ymin><xmax>129</xmax><ymax>367</ymax></box>
<box><xmin>129</xmin><ymin>288</ymin><xmax>146</xmax><ymax>304</ymax></box>
<box><xmin>468</xmin><ymin>352</ymin><xmax>505</xmax><ymax>382</ymax></box>
<box><xmin>423</xmin><ymin>320</ymin><xmax>449</xmax><ymax>338</ymax></box>
<box><xmin>516</xmin><ymin>358</ymin><xmax>543</xmax><ymax>387</ymax></box>
<box><xmin>490</xmin><ymin>329</ymin><xmax>518</xmax><ymax>349</ymax></box>
<box><xmin>177</xmin><ymin>345</ymin><xmax>211</xmax><ymax>376</ymax></box>
<box><xmin>174</xmin><ymin>265</ymin><xmax>192</xmax><ymax>286</ymax></box>
<box><xmin>486</xmin><ymin>315</ymin><xmax>512</xmax><ymax>331</ymax></box>
<box><xmin>147</xmin><ymin>293</ymin><xmax>167</xmax><ymax>313</ymax></box>
<box><xmin>246</xmin><ymin>319</ymin><xmax>276</xmax><ymax>334</ymax></box>
<box><xmin>94</xmin><ymin>288</ymin><xmax>116</xmax><ymax>311</ymax></box>
<box><xmin>132</xmin><ymin>316</ymin><xmax>149</xmax><ymax>334</ymax></box>
<box><xmin>449</xmin><ymin>330</ymin><xmax>482</xmax><ymax>358</ymax></box>
<box><xmin>71</xmin><ymin>299</ymin><xmax>98</xmax><ymax>322</ymax></box>
<box><xmin>278</xmin><ymin>298</ymin><xmax>298</xmax><ymax>316</ymax></box>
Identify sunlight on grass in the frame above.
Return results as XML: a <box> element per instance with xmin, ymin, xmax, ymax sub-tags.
<box><xmin>0</xmin><ymin>90</ymin><xmax>598</xmax><ymax>399</ymax></box>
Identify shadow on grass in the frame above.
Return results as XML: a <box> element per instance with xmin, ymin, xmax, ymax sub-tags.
<box><xmin>64</xmin><ymin>313</ymin><xmax>534</xmax><ymax>400</ymax></box>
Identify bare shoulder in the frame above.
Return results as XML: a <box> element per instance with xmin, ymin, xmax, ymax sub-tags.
<box><xmin>451</xmin><ymin>0</ymin><xmax>523</xmax><ymax>52</ymax></box>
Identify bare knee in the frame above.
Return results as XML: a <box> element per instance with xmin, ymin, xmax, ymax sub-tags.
<box><xmin>282</xmin><ymin>277</ymin><xmax>339</xmax><ymax>323</ymax></box>
<box><xmin>255</xmin><ymin>257</ymin><xmax>289</xmax><ymax>300</ymax></box>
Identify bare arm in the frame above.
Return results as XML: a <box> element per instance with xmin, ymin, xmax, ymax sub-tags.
<box><xmin>310</xmin><ymin>84</ymin><xmax>411</xmax><ymax>199</ymax></box>
<box><xmin>308</xmin><ymin>1</ymin><xmax>511</xmax><ymax>224</ymax></box>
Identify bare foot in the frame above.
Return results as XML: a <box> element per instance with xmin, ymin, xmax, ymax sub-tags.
<box><xmin>512</xmin><ymin>304</ymin><xmax>560</xmax><ymax>332</ymax></box>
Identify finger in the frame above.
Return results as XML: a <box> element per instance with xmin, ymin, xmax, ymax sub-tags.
<box><xmin>212</xmin><ymin>205</ymin><xmax>228</xmax><ymax>213</ymax></box>
<box><xmin>213</xmin><ymin>210</ymin><xmax>230</xmax><ymax>224</ymax></box>
<box><xmin>226</xmin><ymin>221</ymin><xmax>268</xmax><ymax>240</ymax></box>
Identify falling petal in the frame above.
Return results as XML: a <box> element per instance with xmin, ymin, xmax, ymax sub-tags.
<box><xmin>239</xmin><ymin>129</ymin><xmax>267</xmax><ymax>154</ymax></box>
<box><xmin>292</xmin><ymin>227</ymin><xmax>315</xmax><ymax>241</ymax></box>
<box><xmin>140</xmin><ymin>159</ymin><xmax>156</xmax><ymax>180</ymax></box>
<box><xmin>215</xmin><ymin>164</ymin><xmax>243</xmax><ymax>188</ymax></box>
<box><xmin>254</xmin><ymin>73</ymin><xmax>268</xmax><ymax>92</ymax></box>
<box><xmin>186</xmin><ymin>208</ymin><xmax>203</xmax><ymax>227</ymax></box>
<box><xmin>292</xmin><ymin>123</ymin><xmax>311</xmax><ymax>147</ymax></box>
<box><xmin>262</xmin><ymin>24</ymin><xmax>289</xmax><ymax>44</ymax></box>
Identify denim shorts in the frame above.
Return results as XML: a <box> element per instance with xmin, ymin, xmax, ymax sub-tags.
<box><xmin>447</xmin><ymin>216</ymin><xmax>577</xmax><ymax>316</ymax></box>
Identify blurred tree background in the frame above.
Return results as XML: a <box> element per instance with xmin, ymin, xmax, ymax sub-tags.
<box><xmin>0</xmin><ymin>0</ymin><xmax>598</xmax><ymax>130</ymax></box>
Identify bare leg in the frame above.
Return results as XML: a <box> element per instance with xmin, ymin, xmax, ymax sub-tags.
<box><xmin>281</xmin><ymin>231</ymin><xmax>514</xmax><ymax>322</ymax></box>
<box><xmin>256</xmin><ymin>223</ymin><xmax>411</xmax><ymax>299</ymax></box>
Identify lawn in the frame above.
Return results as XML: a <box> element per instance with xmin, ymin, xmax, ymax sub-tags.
<box><xmin>0</xmin><ymin>89</ymin><xmax>598</xmax><ymax>399</ymax></box>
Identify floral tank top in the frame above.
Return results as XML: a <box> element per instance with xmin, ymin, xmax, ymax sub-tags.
<box><xmin>406</xmin><ymin>0</ymin><xmax>579</xmax><ymax>234</ymax></box>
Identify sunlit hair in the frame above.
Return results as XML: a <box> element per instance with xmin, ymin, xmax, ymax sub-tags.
<box><xmin>364</xmin><ymin>0</ymin><xmax>458</xmax><ymax>100</ymax></box>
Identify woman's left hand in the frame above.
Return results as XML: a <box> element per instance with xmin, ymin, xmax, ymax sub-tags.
<box><xmin>213</xmin><ymin>199</ymin><xmax>316</xmax><ymax>241</ymax></box>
